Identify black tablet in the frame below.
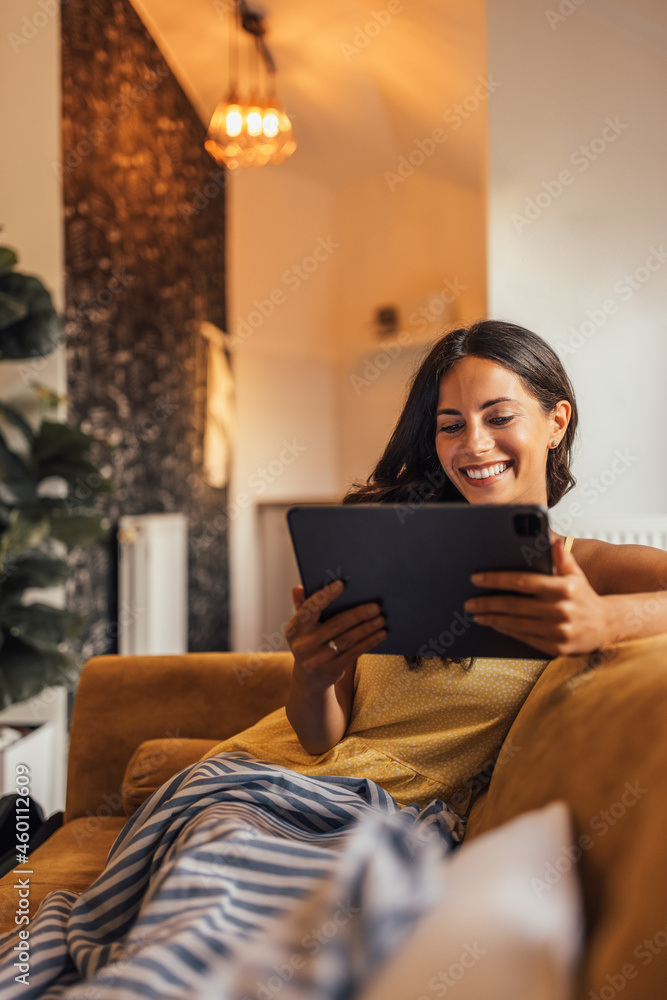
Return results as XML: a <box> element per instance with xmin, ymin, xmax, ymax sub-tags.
<box><xmin>286</xmin><ymin>503</ymin><xmax>553</xmax><ymax>659</ymax></box>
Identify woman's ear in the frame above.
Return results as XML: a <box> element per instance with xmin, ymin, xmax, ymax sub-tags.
<box><xmin>552</xmin><ymin>399</ymin><xmax>572</xmax><ymax>440</ymax></box>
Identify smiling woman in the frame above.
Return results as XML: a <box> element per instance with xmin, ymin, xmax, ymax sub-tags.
<box><xmin>435</xmin><ymin>355</ymin><xmax>572</xmax><ymax>506</ymax></box>
<box><xmin>341</xmin><ymin>319</ymin><xmax>667</xmax><ymax>657</ymax></box>
<box><xmin>344</xmin><ymin>319</ymin><xmax>578</xmax><ymax>511</ymax></box>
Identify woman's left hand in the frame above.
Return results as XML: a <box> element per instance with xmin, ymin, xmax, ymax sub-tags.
<box><xmin>464</xmin><ymin>537</ymin><xmax>611</xmax><ymax>656</ymax></box>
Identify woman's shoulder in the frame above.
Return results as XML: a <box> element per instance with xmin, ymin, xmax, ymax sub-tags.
<box><xmin>569</xmin><ymin>535</ymin><xmax>667</xmax><ymax>596</ymax></box>
<box><xmin>569</xmin><ymin>535</ymin><xmax>598</xmax><ymax>561</ymax></box>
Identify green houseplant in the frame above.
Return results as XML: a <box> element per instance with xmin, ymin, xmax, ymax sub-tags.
<box><xmin>0</xmin><ymin>243</ymin><xmax>111</xmax><ymax>708</ymax></box>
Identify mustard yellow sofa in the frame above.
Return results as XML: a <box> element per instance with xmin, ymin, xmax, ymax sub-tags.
<box><xmin>2</xmin><ymin>639</ymin><xmax>667</xmax><ymax>999</ymax></box>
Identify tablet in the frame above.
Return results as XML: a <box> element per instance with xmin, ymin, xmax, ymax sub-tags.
<box><xmin>286</xmin><ymin>503</ymin><xmax>553</xmax><ymax>659</ymax></box>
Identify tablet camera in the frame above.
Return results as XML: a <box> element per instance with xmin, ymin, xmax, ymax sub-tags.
<box><xmin>513</xmin><ymin>512</ymin><xmax>542</xmax><ymax>537</ymax></box>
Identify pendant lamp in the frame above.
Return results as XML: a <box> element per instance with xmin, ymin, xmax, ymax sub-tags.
<box><xmin>205</xmin><ymin>1</ymin><xmax>296</xmax><ymax>170</ymax></box>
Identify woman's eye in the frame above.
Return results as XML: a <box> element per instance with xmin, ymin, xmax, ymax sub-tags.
<box><xmin>438</xmin><ymin>416</ymin><xmax>514</xmax><ymax>434</ymax></box>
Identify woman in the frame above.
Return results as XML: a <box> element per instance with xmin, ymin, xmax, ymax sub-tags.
<box><xmin>6</xmin><ymin>320</ymin><xmax>666</xmax><ymax>1000</ymax></box>
<box><xmin>220</xmin><ymin>318</ymin><xmax>667</xmax><ymax>813</ymax></box>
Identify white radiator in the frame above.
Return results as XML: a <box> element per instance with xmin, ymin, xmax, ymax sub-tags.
<box><xmin>118</xmin><ymin>513</ymin><xmax>188</xmax><ymax>655</ymax></box>
<box><xmin>565</xmin><ymin>516</ymin><xmax>667</xmax><ymax>550</ymax></box>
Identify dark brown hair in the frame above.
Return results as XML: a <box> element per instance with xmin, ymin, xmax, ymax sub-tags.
<box><xmin>343</xmin><ymin>319</ymin><xmax>578</xmax><ymax>671</ymax></box>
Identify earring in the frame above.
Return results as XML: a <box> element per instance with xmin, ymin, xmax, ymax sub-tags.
<box><xmin>550</xmin><ymin>439</ymin><xmax>558</xmax><ymax>448</ymax></box>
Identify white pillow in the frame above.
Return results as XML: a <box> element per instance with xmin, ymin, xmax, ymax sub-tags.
<box><xmin>358</xmin><ymin>801</ymin><xmax>584</xmax><ymax>1000</ymax></box>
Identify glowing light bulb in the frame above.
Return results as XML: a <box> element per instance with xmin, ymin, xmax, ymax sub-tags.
<box><xmin>262</xmin><ymin>110</ymin><xmax>280</xmax><ymax>138</ymax></box>
<box><xmin>205</xmin><ymin>91</ymin><xmax>296</xmax><ymax>168</ymax></box>
<box><xmin>246</xmin><ymin>107</ymin><xmax>263</xmax><ymax>137</ymax></box>
<box><xmin>225</xmin><ymin>105</ymin><xmax>243</xmax><ymax>137</ymax></box>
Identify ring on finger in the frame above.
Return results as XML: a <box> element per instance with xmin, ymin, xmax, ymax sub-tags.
<box><xmin>328</xmin><ymin>639</ymin><xmax>340</xmax><ymax>654</ymax></box>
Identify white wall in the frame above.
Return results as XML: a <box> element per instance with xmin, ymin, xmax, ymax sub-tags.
<box><xmin>486</xmin><ymin>0</ymin><xmax>667</xmax><ymax>527</ymax></box>
<box><xmin>228</xmin><ymin>168</ymin><xmax>340</xmax><ymax>650</ymax></box>
<box><xmin>0</xmin><ymin>1</ymin><xmax>66</xmax><ymax>815</ymax></box>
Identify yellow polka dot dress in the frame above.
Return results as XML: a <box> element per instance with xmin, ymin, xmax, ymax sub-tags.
<box><xmin>202</xmin><ymin>536</ymin><xmax>573</xmax><ymax>810</ymax></box>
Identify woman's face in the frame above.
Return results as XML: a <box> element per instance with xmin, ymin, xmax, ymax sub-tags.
<box><xmin>435</xmin><ymin>356</ymin><xmax>571</xmax><ymax>507</ymax></box>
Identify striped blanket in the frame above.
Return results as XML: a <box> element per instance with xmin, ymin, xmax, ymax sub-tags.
<box><xmin>0</xmin><ymin>752</ymin><xmax>465</xmax><ymax>1000</ymax></box>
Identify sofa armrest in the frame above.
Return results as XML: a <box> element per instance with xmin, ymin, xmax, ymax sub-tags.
<box><xmin>463</xmin><ymin>633</ymin><xmax>667</xmax><ymax>1000</ymax></box>
<box><xmin>65</xmin><ymin>652</ymin><xmax>293</xmax><ymax>823</ymax></box>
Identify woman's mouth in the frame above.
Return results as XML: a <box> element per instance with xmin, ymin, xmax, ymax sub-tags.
<box><xmin>461</xmin><ymin>460</ymin><xmax>514</xmax><ymax>484</ymax></box>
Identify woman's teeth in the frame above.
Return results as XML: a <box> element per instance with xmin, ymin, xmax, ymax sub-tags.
<box><xmin>464</xmin><ymin>462</ymin><xmax>511</xmax><ymax>480</ymax></box>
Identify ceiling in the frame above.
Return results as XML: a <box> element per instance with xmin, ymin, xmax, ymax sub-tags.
<box><xmin>129</xmin><ymin>0</ymin><xmax>488</xmax><ymax>189</ymax></box>
<box><xmin>128</xmin><ymin>0</ymin><xmax>667</xmax><ymax>189</ymax></box>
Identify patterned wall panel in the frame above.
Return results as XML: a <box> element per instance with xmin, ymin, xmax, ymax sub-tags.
<box><xmin>61</xmin><ymin>0</ymin><xmax>230</xmax><ymax>656</ymax></box>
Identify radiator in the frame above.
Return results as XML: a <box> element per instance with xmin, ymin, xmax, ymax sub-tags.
<box><xmin>118</xmin><ymin>513</ymin><xmax>188</xmax><ymax>655</ymax></box>
<box><xmin>564</xmin><ymin>516</ymin><xmax>667</xmax><ymax>550</ymax></box>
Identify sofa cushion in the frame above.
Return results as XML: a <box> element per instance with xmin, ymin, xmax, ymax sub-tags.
<box><xmin>0</xmin><ymin>817</ymin><xmax>126</xmax><ymax>936</ymax></box>
<box><xmin>464</xmin><ymin>633</ymin><xmax>667</xmax><ymax>1000</ymax></box>
<box><xmin>122</xmin><ymin>738</ymin><xmax>220</xmax><ymax>816</ymax></box>
<box><xmin>358</xmin><ymin>801</ymin><xmax>583</xmax><ymax>1000</ymax></box>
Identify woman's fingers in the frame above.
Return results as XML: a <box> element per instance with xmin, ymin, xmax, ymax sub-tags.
<box><xmin>285</xmin><ymin>580</ymin><xmax>382</xmax><ymax>640</ymax></box>
<box><xmin>469</xmin><ymin>570</ymin><xmax>574</xmax><ymax>597</ymax></box>
<box><xmin>292</xmin><ymin>585</ymin><xmax>305</xmax><ymax>609</ymax></box>
<box><xmin>467</xmin><ymin>594</ymin><xmax>567</xmax><ymax>620</ymax></box>
<box><xmin>317</xmin><ymin>603</ymin><xmax>384</xmax><ymax>647</ymax></box>
<box><xmin>335</xmin><ymin>627</ymin><xmax>388</xmax><ymax>661</ymax></box>
<box><xmin>474</xmin><ymin>616</ymin><xmax>558</xmax><ymax>655</ymax></box>
<box><xmin>284</xmin><ymin>578</ymin><xmax>387</xmax><ymax>681</ymax></box>
<box><xmin>288</xmin><ymin>604</ymin><xmax>386</xmax><ymax>661</ymax></box>
<box><xmin>470</xmin><ymin>539</ymin><xmax>588</xmax><ymax>597</ymax></box>
<box><xmin>322</xmin><ymin>615</ymin><xmax>387</xmax><ymax>657</ymax></box>
<box><xmin>466</xmin><ymin>552</ymin><xmax>605</xmax><ymax>656</ymax></box>
<box><xmin>285</xmin><ymin>580</ymin><xmax>340</xmax><ymax>639</ymax></box>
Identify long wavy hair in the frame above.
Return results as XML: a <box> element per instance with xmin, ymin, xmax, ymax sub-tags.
<box><xmin>343</xmin><ymin>319</ymin><xmax>579</xmax><ymax>671</ymax></box>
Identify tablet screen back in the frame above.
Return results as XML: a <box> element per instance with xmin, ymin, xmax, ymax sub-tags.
<box><xmin>287</xmin><ymin>503</ymin><xmax>552</xmax><ymax>660</ymax></box>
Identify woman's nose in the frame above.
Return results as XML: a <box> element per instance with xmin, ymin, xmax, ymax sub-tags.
<box><xmin>462</xmin><ymin>421</ymin><xmax>494</xmax><ymax>452</ymax></box>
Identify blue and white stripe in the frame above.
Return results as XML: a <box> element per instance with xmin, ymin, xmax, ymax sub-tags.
<box><xmin>0</xmin><ymin>752</ymin><xmax>464</xmax><ymax>999</ymax></box>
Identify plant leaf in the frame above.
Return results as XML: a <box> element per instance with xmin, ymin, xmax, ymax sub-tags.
<box><xmin>0</xmin><ymin>273</ymin><xmax>63</xmax><ymax>359</ymax></box>
<box><xmin>0</xmin><ymin>511</ymin><xmax>51</xmax><ymax>570</ymax></box>
<box><xmin>0</xmin><ymin>633</ymin><xmax>80</xmax><ymax>708</ymax></box>
<box><xmin>36</xmin><ymin>458</ymin><xmax>112</xmax><ymax>489</ymax></box>
<box><xmin>0</xmin><ymin>401</ymin><xmax>35</xmax><ymax>446</ymax></box>
<box><xmin>29</xmin><ymin>423</ymin><xmax>111</xmax><ymax>495</ymax></box>
<box><xmin>47</xmin><ymin>512</ymin><xmax>108</xmax><ymax>548</ymax></box>
<box><xmin>0</xmin><ymin>499</ymin><xmax>11</xmax><ymax>528</ymax></box>
<box><xmin>0</xmin><ymin>550</ymin><xmax>72</xmax><ymax>594</ymax></box>
<box><xmin>0</xmin><ymin>431</ymin><xmax>37</xmax><ymax>502</ymax></box>
<box><xmin>33</xmin><ymin>421</ymin><xmax>102</xmax><ymax>463</ymax></box>
<box><xmin>0</xmin><ymin>247</ymin><xmax>18</xmax><ymax>275</ymax></box>
<box><xmin>0</xmin><ymin>601</ymin><xmax>84</xmax><ymax>649</ymax></box>
<box><xmin>0</xmin><ymin>290</ymin><xmax>28</xmax><ymax>327</ymax></box>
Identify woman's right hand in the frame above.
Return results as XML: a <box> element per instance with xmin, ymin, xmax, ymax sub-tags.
<box><xmin>284</xmin><ymin>580</ymin><xmax>387</xmax><ymax>692</ymax></box>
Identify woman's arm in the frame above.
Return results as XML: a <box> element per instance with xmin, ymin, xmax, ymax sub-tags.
<box><xmin>570</xmin><ymin>537</ymin><xmax>667</xmax><ymax>597</ymax></box>
<box><xmin>285</xmin><ymin>659</ymin><xmax>356</xmax><ymax>755</ymax></box>
<box><xmin>581</xmin><ymin>538</ymin><xmax>667</xmax><ymax>644</ymax></box>
<box><xmin>601</xmin><ymin>590</ymin><xmax>667</xmax><ymax>645</ymax></box>
<box><xmin>464</xmin><ymin>536</ymin><xmax>667</xmax><ymax>656</ymax></box>
<box><xmin>284</xmin><ymin>581</ymin><xmax>386</xmax><ymax>754</ymax></box>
